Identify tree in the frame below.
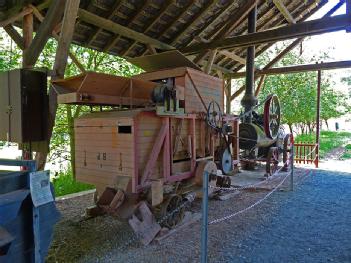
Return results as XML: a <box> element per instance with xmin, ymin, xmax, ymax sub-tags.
<box><xmin>255</xmin><ymin>45</ymin><xmax>349</xmax><ymax>134</ymax></box>
<box><xmin>0</xmin><ymin>29</ymin><xmax>142</xmax><ymax>178</ymax></box>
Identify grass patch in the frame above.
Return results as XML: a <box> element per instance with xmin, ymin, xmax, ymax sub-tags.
<box><xmin>295</xmin><ymin>131</ymin><xmax>351</xmax><ymax>159</ymax></box>
<box><xmin>52</xmin><ymin>170</ymin><xmax>95</xmax><ymax>197</ymax></box>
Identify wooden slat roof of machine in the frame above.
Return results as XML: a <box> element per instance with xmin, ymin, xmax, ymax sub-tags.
<box><xmin>0</xmin><ymin>0</ymin><xmax>329</xmax><ymax>75</ymax></box>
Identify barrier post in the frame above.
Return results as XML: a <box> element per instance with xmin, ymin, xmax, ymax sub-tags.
<box><xmin>201</xmin><ymin>171</ymin><xmax>209</xmax><ymax>263</ymax></box>
<box><xmin>290</xmin><ymin>144</ymin><xmax>294</xmax><ymax>191</ymax></box>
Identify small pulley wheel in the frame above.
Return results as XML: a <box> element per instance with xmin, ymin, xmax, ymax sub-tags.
<box><xmin>206</xmin><ymin>100</ymin><xmax>222</xmax><ymax>129</ymax></box>
<box><xmin>263</xmin><ymin>94</ymin><xmax>281</xmax><ymax>139</ymax></box>
<box><xmin>218</xmin><ymin>147</ymin><xmax>233</xmax><ymax>175</ymax></box>
<box><xmin>265</xmin><ymin>147</ymin><xmax>279</xmax><ymax>176</ymax></box>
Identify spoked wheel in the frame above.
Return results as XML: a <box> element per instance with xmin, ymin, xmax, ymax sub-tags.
<box><xmin>265</xmin><ymin>147</ymin><xmax>280</xmax><ymax>176</ymax></box>
<box><xmin>160</xmin><ymin>194</ymin><xmax>185</xmax><ymax>228</ymax></box>
<box><xmin>263</xmin><ymin>94</ymin><xmax>281</xmax><ymax>139</ymax></box>
<box><xmin>207</xmin><ymin>100</ymin><xmax>222</xmax><ymax>129</ymax></box>
<box><xmin>218</xmin><ymin>147</ymin><xmax>233</xmax><ymax>175</ymax></box>
<box><xmin>282</xmin><ymin>133</ymin><xmax>294</xmax><ymax>171</ymax></box>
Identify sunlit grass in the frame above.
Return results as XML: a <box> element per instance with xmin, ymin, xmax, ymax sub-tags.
<box><xmin>295</xmin><ymin>131</ymin><xmax>351</xmax><ymax>159</ymax></box>
<box><xmin>52</xmin><ymin>169</ymin><xmax>95</xmax><ymax>197</ymax></box>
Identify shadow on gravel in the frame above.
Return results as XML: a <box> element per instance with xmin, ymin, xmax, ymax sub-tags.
<box><xmin>220</xmin><ymin>169</ymin><xmax>351</xmax><ymax>263</ymax></box>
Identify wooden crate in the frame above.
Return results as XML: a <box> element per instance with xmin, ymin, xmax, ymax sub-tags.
<box><xmin>134</xmin><ymin>67</ymin><xmax>224</xmax><ymax>114</ymax></box>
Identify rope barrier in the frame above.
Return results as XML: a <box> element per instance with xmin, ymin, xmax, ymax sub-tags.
<box><xmin>207</xmin><ymin>157</ymin><xmax>292</xmax><ymax>225</ymax></box>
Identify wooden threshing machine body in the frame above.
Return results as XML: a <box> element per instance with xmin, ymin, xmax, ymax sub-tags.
<box><xmin>69</xmin><ymin>67</ymin><xmax>238</xmax><ymax>197</ymax></box>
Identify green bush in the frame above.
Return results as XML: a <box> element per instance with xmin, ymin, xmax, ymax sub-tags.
<box><xmin>52</xmin><ymin>169</ymin><xmax>95</xmax><ymax>197</ymax></box>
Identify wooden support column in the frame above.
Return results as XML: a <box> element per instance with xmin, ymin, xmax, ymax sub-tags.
<box><xmin>315</xmin><ymin>69</ymin><xmax>321</xmax><ymax>168</ymax></box>
<box><xmin>36</xmin><ymin>0</ymin><xmax>81</xmax><ymax>170</ymax></box>
<box><xmin>22</xmin><ymin>10</ymin><xmax>33</xmax><ymax>68</ymax></box>
<box><xmin>205</xmin><ymin>49</ymin><xmax>218</xmax><ymax>74</ymax></box>
<box><xmin>23</xmin><ymin>0</ymin><xmax>65</xmax><ymax>67</ymax></box>
<box><xmin>254</xmin><ymin>75</ymin><xmax>266</xmax><ymax>96</ymax></box>
<box><xmin>347</xmin><ymin>0</ymin><xmax>351</xmax><ymax>32</ymax></box>
<box><xmin>225</xmin><ymin>78</ymin><xmax>232</xmax><ymax>114</ymax></box>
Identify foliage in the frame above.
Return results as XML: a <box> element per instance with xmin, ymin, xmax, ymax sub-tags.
<box><xmin>255</xmin><ymin>44</ymin><xmax>350</xmax><ymax>134</ymax></box>
<box><xmin>295</xmin><ymin>131</ymin><xmax>351</xmax><ymax>159</ymax></box>
<box><xmin>52</xmin><ymin>168</ymin><xmax>94</xmax><ymax>197</ymax></box>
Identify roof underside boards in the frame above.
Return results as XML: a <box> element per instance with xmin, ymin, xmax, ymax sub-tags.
<box><xmin>1</xmin><ymin>0</ymin><xmax>327</xmax><ymax>74</ymax></box>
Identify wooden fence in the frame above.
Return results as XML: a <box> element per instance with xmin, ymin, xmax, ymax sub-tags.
<box><xmin>294</xmin><ymin>142</ymin><xmax>319</xmax><ymax>168</ymax></box>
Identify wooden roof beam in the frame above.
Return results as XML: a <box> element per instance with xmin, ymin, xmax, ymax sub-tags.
<box><xmin>227</xmin><ymin>60</ymin><xmax>351</xmax><ymax>78</ymax></box>
<box><xmin>273</xmin><ymin>0</ymin><xmax>296</xmax><ymax>24</ymax></box>
<box><xmin>218</xmin><ymin>50</ymin><xmax>246</xmax><ymax>64</ymax></box>
<box><xmin>85</xmin><ymin>1</ymin><xmax>124</xmax><ymax>46</ymax></box>
<box><xmin>131</xmin><ymin>0</ymin><xmax>176</xmax><ymax>56</ymax></box>
<box><xmin>170</xmin><ymin>0</ymin><xmax>218</xmax><ymax>46</ymax></box>
<box><xmin>77</xmin><ymin>9</ymin><xmax>174</xmax><ymax>51</ymax></box>
<box><xmin>102</xmin><ymin>0</ymin><xmax>147</xmax><ymax>53</ymax></box>
<box><xmin>193</xmin><ymin>0</ymin><xmax>260</xmax><ymax>64</ymax></box>
<box><xmin>0</xmin><ymin>6</ymin><xmax>32</xmax><ymax>27</ymax></box>
<box><xmin>182</xmin><ymin>14</ymin><xmax>351</xmax><ymax>55</ymax></box>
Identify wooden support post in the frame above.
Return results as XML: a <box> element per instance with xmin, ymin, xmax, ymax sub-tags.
<box><xmin>315</xmin><ymin>69</ymin><xmax>321</xmax><ymax>168</ymax></box>
<box><xmin>347</xmin><ymin>0</ymin><xmax>351</xmax><ymax>32</ymax></box>
<box><xmin>254</xmin><ymin>75</ymin><xmax>266</xmax><ymax>96</ymax></box>
<box><xmin>22</xmin><ymin>12</ymin><xmax>33</xmax><ymax>49</ymax></box>
<box><xmin>23</xmin><ymin>0</ymin><xmax>65</xmax><ymax>67</ymax></box>
<box><xmin>204</xmin><ymin>49</ymin><xmax>218</xmax><ymax>74</ymax></box>
<box><xmin>3</xmin><ymin>25</ymin><xmax>24</xmax><ymax>49</ymax></box>
<box><xmin>36</xmin><ymin>0</ymin><xmax>81</xmax><ymax>170</ymax></box>
<box><xmin>225</xmin><ymin>78</ymin><xmax>231</xmax><ymax>114</ymax></box>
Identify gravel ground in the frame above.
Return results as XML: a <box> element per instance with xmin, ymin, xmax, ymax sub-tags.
<box><xmin>46</xmin><ymin>168</ymin><xmax>351</xmax><ymax>263</ymax></box>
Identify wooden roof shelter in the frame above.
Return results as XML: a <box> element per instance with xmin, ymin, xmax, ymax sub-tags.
<box><xmin>0</xmin><ymin>0</ymin><xmax>350</xmax><ymax>169</ymax></box>
<box><xmin>0</xmin><ymin>0</ymin><xmax>348</xmax><ymax>75</ymax></box>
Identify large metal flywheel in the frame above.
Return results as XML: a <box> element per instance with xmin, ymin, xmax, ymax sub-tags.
<box><xmin>263</xmin><ymin>94</ymin><xmax>281</xmax><ymax>139</ymax></box>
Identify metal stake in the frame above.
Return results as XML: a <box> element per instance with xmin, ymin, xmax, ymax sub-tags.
<box><xmin>290</xmin><ymin>144</ymin><xmax>294</xmax><ymax>191</ymax></box>
<box><xmin>201</xmin><ymin>171</ymin><xmax>209</xmax><ymax>263</ymax></box>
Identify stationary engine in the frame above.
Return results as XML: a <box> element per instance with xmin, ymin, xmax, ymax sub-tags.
<box><xmin>239</xmin><ymin>94</ymin><xmax>292</xmax><ymax>175</ymax></box>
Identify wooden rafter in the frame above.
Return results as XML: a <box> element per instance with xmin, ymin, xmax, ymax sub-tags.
<box><xmin>77</xmin><ymin>9</ymin><xmax>174</xmax><ymax>51</ymax></box>
<box><xmin>110</xmin><ymin>0</ymin><xmax>155</xmax><ymax>55</ymax></box>
<box><xmin>129</xmin><ymin>0</ymin><xmax>175</xmax><ymax>56</ymax></box>
<box><xmin>86</xmin><ymin>0</ymin><xmax>123</xmax><ymax>46</ymax></box>
<box><xmin>218</xmin><ymin>50</ymin><xmax>246</xmax><ymax>65</ymax></box>
<box><xmin>227</xmin><ymin>0</ymin><xmax>324</xmax><ymax>72</ymax></box>
<box><xmin>170</xmin><ymin>0</ymin><xmax>218</xmax><ymax>46</ymax></box>
<box><xmin>228</xmin><ymin>60</ymin><xmax>351</xmax><ymax>79</ymax></box>
<box><xmin>228</xmin><ymin>0</ymin><xmax>341</xmax><ymax>101</ymax></box>
<box><xmin>273</xmin><ymin>0</ymin><xmax>296</xmax><ymax>24</ymax></box>
<box><xmin>182</xmin><ymin>1</ymin><xmax>238</xmax><ymax>48</ymax></box>
<box><xmin>193</xmin><ymin>0</ymin><xmax>259</xmax><ymax>64</ymax></box>
<box><xmin>182</xmin><ymin>14</ymin><xmax>351</xmax><ymax>55</ymax></box>
<box><xmin>152</xmin><ymin>1</ymin><xmax>193</xmax><ymax>43</ymax></box>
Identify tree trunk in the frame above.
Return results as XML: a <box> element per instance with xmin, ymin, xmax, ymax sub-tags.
<box><xmin>288</xmin><ymin>123</ymin><xmax>293</xmax><ymax>134</ymax></box>
<box><xmin>325</xmin><ymin>119</ymin><xmax>329</xmax><ymax>129</ymax></box>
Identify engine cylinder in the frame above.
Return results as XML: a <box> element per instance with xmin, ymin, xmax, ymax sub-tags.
<box><xmin>239</xmin><ymin>123</ymin><xmax>275</xmax><ymax>150</ymax></box>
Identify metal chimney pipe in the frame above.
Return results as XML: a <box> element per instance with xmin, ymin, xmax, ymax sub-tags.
<box><xmin>241</xmin><ymin>5</ymin><xmax>258</xmax><ymax>123</ymax></box>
